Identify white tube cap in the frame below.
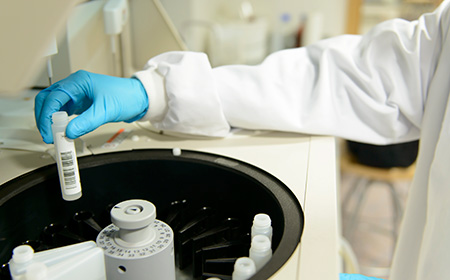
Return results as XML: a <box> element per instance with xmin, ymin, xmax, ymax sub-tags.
<box><xmin>232</xmin><ymin>257</ymin><xmax>256</xmax><ymax>280</ymax></box>
<box><xmin>251</xmin><ymin>235</ymin><xmax>271</xmax><ymax>253</ymax></box>
<box><xmin>12</xmin><ymin>245</ymin><xmax>34</xmax><ymax>264</ymax></box>
<box><xmin>111</xmin><ymin>199</ymin><xmax>156</xmax><ymax>230</ymax></box>
<box><xmin>51</xmin><ymin>111</ymin><xmax>69</xmax><ymax>126</ymax></box>
<box><xmin>253</xmin><ymin>213</ymin><xmax>271</xmax><ymax>228</ymax></box>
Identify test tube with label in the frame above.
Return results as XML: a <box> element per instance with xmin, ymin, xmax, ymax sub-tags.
<box><xmin>51</xmin><ymin>111</ymin><xmax>82</xmax><ymax>201</ymax></box>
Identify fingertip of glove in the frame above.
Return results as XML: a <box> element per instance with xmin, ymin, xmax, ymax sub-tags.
<box><xmin>66</xmin><ymin>116</ymin><xmax>95</xmax><ymax>140</ymax></box>
<box><xmin>66</xmin><ymin>121</ymin><xmax>83</xmax><ymax>140</ymax></box>
<box><xmin>42</xmin><ymin>134</ymin><xmax>53</xmax><ymax>144</ymax></box>
<box><xmin>37</xmin><ymin>123</ymin><xmax>53</xmax><ymax>144</ymax></box>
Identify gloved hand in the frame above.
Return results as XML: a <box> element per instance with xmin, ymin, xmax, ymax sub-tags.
<box><xmin>35</xmin><ymin>70</ymin><xmax>149</xmax><ymax>144</ymax></box>
<box><xmin>340</xmin><ymin>273</ymin><xmax>384</xmax><ymax>280</ymax></box>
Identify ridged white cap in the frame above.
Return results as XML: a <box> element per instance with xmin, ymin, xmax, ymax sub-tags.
<box><xmin>51</xmin><ymin>111</ymin><xmax>69</xmax><ymax>126</ymax></box>
<box><xmin>253</xmin><ymin>213</ymin><xmax>271</xmax><ymax>228</ymax></box>
<box><xmin>251</xmin><ymin>235</ymin><xmax>271</xmax><ymax>253</ymax></box>
<box><xmin>12</xmin><ymin>245</ymin><xmax>34</xmax><ymax>264</ymax></box>
<box><xmin>232</xmin><ymin>257</ymin><xmax>256</xmax><ymax>280</ymax></box>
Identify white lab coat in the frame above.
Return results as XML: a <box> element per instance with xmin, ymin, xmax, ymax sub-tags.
<box><xmin>134</xmin><ymin>1</ymin><xmax>450</xmax><ymax>279</ymax></box>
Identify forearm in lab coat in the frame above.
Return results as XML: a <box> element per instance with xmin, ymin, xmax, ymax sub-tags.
<box><xmin>135</xmin><ymin>0</ymin><xmax>449</xmax><ymax>144</ymax></box>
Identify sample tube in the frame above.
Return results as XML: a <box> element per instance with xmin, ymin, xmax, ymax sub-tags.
<box><xmin>251</xmin><ymin>213</ymin><xmax>273</xmax><ymax>242</ymax></box>
<box><xmin>51</xmin><ymin>112</ymin><xmax>82</xmax><ymax>201</ymax></box>
<box><xmin>232</xmin><ymin>257</ymin><xmax>256</xmax><ymax>280</ymax></box>
<box><xmin>249</xmin><ymin>235</ymin><xmax>272</xmax><ymax>271</ymax></box>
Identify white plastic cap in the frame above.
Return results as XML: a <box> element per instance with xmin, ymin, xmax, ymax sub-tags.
<box><xmin>12</xmin><ymin>245</ymin><xmax>34</xmax><ymax>264</ymax></box>
<box><xmin>111</xmin><ymin>199</ymin><xmax>156</xmax><ymax>230</ymax></box>
<box><xmin>51</xmin><ymin>111</ymin><xmax>69</xmax><ymax>126</ymax></box>
<box><xmin>253</xmin><ymin>214</ymin><xmax>271</xmax><ymax>228</ymax></box>
<box><xmin>251</xmin><ymin>235</ymin><xmax>271</xmax><ymax>253</ymax></box>
<box><xmin>232</xmin><ymin>257</ymin><xmax>256</xmax><ymax>280</ymax></box>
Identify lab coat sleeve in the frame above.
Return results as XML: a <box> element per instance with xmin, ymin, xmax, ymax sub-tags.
<box><xmin>135</xmin><ymin>1</ymin><xmax>449</xmax><ymax>144</ymax></box>
<box><xmin>134</xmin><ymin>52</ymin><xmax>231</xmax><ymax>137</ymax></box>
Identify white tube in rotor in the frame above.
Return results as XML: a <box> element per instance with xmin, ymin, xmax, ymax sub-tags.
<box><xmin>249</xmin><ymin>235</ymin><xmax>272</xmax><ymax>271</ymax></box>
<box><xmin>51</xmin><ymin>111</ymin><xmax>82</xmax><ymax>201</ymax></box>
<box><xmin>251</xmin><ymin>213</ymin><xmax>272</xmax><ymax>242</ymax></box>
<box><xmin>232</xmin><ymin>257</ymin><xmax>256</xmax><ymax>280</ymax></box>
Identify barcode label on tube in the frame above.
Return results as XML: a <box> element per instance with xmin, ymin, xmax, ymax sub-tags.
<box><xmin>60</xmin><ymin>151</ymin><xmax>76</xmax><ymax>187</ymax></box>
<box><xmin>53</xmin><ymin>131</ymin><xmax>82</xmax><ymax>199</ymax></box>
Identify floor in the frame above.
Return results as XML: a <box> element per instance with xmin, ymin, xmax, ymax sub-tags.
<box><xmin>340</xmin><ymin>172</ymin><xmax>411</xmax><ymax>279</ymax></box>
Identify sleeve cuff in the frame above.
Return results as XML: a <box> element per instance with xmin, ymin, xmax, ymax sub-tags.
<box><xmin>133</xmin><ymin>67</ymin><xmax>167</xmax><ymax>123</ymax></box>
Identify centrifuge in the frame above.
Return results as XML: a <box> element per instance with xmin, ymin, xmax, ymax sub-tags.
<box><xmin>0</xmin><ymin>113</ymin><xmax>340</xmax><ymax>279</ymax></box>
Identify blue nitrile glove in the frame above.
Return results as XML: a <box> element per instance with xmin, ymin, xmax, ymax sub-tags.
<box><xmin>340</xmin><ymin>273</ymin><xmax>384</xmax><ymax>280</ymax></box>
<box><xmin>35</xmin><ymin>70</ymin><xmax>148</xmax><ymax>144</ymax></box>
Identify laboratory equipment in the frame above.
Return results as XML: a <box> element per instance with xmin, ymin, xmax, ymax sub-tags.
<box><xmin>0</xmin><ymin>145</ymin><xmax>305</xmax><ymax>279</ymax></box>
<box><xmin>128</xmin><ymin>0</ymin><xmax>187</xmax><ymax>72</ymax></box>
<box><xmin>0</xmin><ymin>0</ymin><xmax>186</xmax><ymax>94</ymax></box>
<box><xmin>0</xmin><ymin>122</ymin><xmax>339</xmax><ymax>279</ymax></box>
<box><xmin>251</xmin><ymin>214</ymin><xmax>273</xmax><ymax>242</ymax></box>
<box><xmin>270</xmin><ymin>13</ymin><xmax>293</xmax><ymax>53</ymax></box>
<box><xmin>232</xmin><ymin>257</ymin><xmax>256</xmax><ymax>280</ymax></box>
<box><xmin>0</xmin><ymin>0</ymin><xmax>78</xmax><ymax>94</ymax></box>
<box><xmin>9</xmin><ymin>241</ymin><xmax>106</xmax><ymax>280</ymax></box>
<box><xmin>51</xmin><ymin>111</ymin><xmax>82</xmax><ymax>201</ymax></box>
<box><xmin>203</xmin><ymin>16</ymin><xmax>268</xmax><ymax>66</ymax></box>
<box><xmin>249</xmin><ymin>235</ymin><xmax>272</xmax><ymax>272</ymax></box>
<box><xmin>97</xmin><ymin>199</ymin><xmax>175</xmax><ymax>280</ymax></box>
<box><xmin>45</xmin><ymin>37</ymin><xmax>58</xmax><ymax>86</ymax></box>
<box><xmin>103</xmin><ymin>0</ymin><xmax>129</xmax><ymax>76</ymax></box>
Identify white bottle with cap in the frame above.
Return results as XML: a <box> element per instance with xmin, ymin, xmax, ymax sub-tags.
<box><xmin>251</xmin><ymin>213</ymin><xmax>272</xmax><ymax>242</ymax></box>
<box><xmin>96</xmin><ymin>199</ymin><xmax>175</xmax><ymax>280</ymax></box>
<box><xmin>249</xmin><ymin>235</ymin><xmax>272</xmax><ymax>271</ymax></box>
<box><xmin>51</xmin><ymin>111</ymin><xmax>82</xmax><ymax>201</ymax></box>
<box><xmin>232</xmin><ymin>257</ymin><xmax>256</xmax><ymax>280</ymax></box>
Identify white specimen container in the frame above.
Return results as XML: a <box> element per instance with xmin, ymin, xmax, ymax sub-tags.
<box><xmin>251</xmin><ymin>213</ymin><xmax>273</xmax><ymax>242</ymax></box>
<box><xmin>51</xmin><ymin>111</ymin><xmax>82</xmax><ymax>201</ymax></box>
<box><xmin>249</xmin><ymin>235</ymin><xmax>272</xmax><ymax>271</ymax></box>
<box><xmin>232</xmin><ymin>257</ymin><xmax>256</xmax><ymax>280</ymax></box>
